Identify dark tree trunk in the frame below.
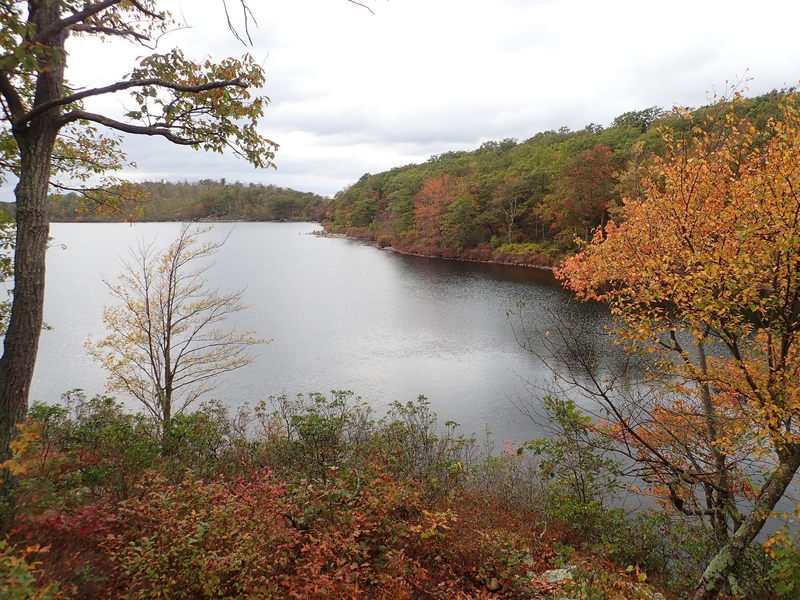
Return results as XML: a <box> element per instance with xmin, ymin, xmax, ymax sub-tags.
<box><xmin>0</xmin><ymin>0</ymin><xmax>65</xmax><ymax>518</ymax></box>
<box><xmin>0</xmin><ymin>130</ymin><xmax>55</xmax><ymax>521</ymax></box>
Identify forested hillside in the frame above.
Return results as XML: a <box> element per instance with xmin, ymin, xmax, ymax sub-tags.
<box><xmin>325</xmin><ymin>91</ymin><xmax>788</xmax><ymax>266</ymax></box>
<box><xmin>0</xmin><ymin>180</ymin><xmax>328</xmax><ymax>223</ymax></box>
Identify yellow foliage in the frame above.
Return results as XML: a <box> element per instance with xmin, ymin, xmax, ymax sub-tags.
<box><xmin>0</xmin><ymin>421</ymin><xmax>41</xmax><ymax>477</ymax></box>
<box><xmin>558</xmin><ymin>94</ymin><xmax>800</xmax><ymax>549</ymax></box>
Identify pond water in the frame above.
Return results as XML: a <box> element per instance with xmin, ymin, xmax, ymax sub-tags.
<box><xmin>32</xmin><ymin>221</ymin><xmax>614</xmax><ymax>443</ymax></box>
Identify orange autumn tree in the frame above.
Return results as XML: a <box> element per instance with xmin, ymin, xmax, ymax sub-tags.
<box><xmin>413</xmin><ymin>174</ymin><xmax>467</xmax><ymax>250</ymax></box>
<box><xmin>558</xmin><ymin>95</ymin><xmax>800</xmax><ymax>600</ymax></box>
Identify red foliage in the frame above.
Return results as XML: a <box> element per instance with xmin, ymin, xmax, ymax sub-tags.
<box><xmin>413</xmin><ymin>174</ymin><xmax>467</xmax><ymax>248</ymax></box>
<box><xmin>542</xmin><ymin>143</ymin><xmax>616</xmax><ymax>238</ymax></box>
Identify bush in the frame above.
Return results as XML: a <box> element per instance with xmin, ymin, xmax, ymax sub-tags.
<box><xmin>520</xmin><ymin>397</ymin><xmax>623</xmax><ymax>543</ymax></box>
<box><xmin>375</xmin><ymin>233</ymin><xmax>393</xmax><ymax>248</ymax></box>
<box><xmin>103</xmin><ymin>472</ymin><xmax>298</xmax><ymax>599</ymax></box>
<box><xmin>0</xmin><ymin>540</ymin><xmax>60</xmax><ymax>600</ymax></box>
<box><xmin>21</xmin><ymin>392</ymin><xmax>159</xmax><ymax>508</ymax></box>
<box><xmin>250</xmin><ymin>391</ymin><xmax>375</xmax><ymax>479</ymax></box>
<box><xmin>13</xmin><ymin>388</ymin><xmax>793</xmax><ymax>599</ymax></box>
<box><xmin>161</xmin><ymin>400</ymin><xmax>251</xmax><ymax>477</ymax></box>
<box><xmin>765</xmin><ymin>508</ymin><xmax>800</xmax><ymax>598</ymax></box>
<box><xmin>370</xmin><ymin>397</ymin><xmax>474</xmax><ymax>490</ymax></box>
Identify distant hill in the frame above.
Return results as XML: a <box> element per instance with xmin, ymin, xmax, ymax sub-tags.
<box><xmin>324</xmin><ymin>90</ymin><xmax>790</xmax><ymax>266</ymax></box>
<box><xmin>1</xmin><ymin>180</ymin><xmax>328</xmax><ymax>223</ymax></box>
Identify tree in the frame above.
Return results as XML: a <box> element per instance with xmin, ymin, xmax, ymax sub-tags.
<box><xmin>611</xmin><ymin>106</ymin><xmax>666</xmax><ymax>132</ymax></box>
<box><xmin>87</xmin><ymin>225</ymin><xmax>262</xmax><ymax>433</ymax></box>
<box><xmin>490</xmin><ymin>173</ymin><xmax>529</xmax><ymax>244</ymax></box>
<box><xmin>538</xmin><ymin>144</ymin><xmax>616</xmax><ymax>246</ymax></box>
<box><xmin>442</xmin><ymin>191</ymin><xmax>477</xmax><ymax>251</ymax></box>
<box><xmin>558</xmin><ymin>95</ymin><xmax>800</xmax><ymax>599</ymax></box>
<box><xmin>413</xmin><ymin>174</ymin><xmax>466</xmax><ymax>250</ymax></box>
<box><xmin>0</xmin><ymin>1</ymin><xmax>275</xmax><ymax>482</ymax></box>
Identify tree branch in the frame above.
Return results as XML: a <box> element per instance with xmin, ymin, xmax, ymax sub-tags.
<box><xmin>222</xmin><ymin>0</ymin><xmax>255</xmax><ymax>45</ymax></box>
<box><xmin>59</xmin><ymin>110</ymin><xmax>196</xmax><ymax>145</ymax></box>
<box><xmin>22</xmin><ymin>77</ymin><xmax>246</xmax><ymax>126</ymax></box>
<box><xmin>70</xmin><ymin>24</ymin><xmax>151</xmax><ymax>42</ymax></box>
<box><xmin>0</xmin><ymin>72</ymin><xmax>26</xmax><ymax>122</ymax></box>
<box><xmin>49</xmin><ymin>181</ymin><xmax>135</xmax><ymax>217</ymax></box>
<box><xmin>128</xmin><ymin>0</ymin><xmax>162</xmax><ymax>20</ymax></box>
<box><xmin>346</xmin><ymin>0</ymin><xmax>374</xmax><ymax>14</ymax></box>
<box><xmin>35</xmin><ymin>0</ymin><xmax>124</xmax><ymax>42</ymax></box>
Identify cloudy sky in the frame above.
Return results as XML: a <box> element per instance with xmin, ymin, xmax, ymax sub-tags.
<box><xmin>7</xmin><ymin>0</ymin><xmax>800</xmax><ymax>198</ymax></box>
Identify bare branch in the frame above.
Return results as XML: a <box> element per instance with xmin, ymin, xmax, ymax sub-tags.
<box><xmin>222</xmin><ymin>0</ymin><xmax>256</xmax><ymax>45</ymax></box>
<box><xmin>49</xmin><ymin>181</ymin><xmax>141</xmax><ymax>215</ymax></box>
<box><xmin>346</xmin><ymin>0</ymin><xmax>375</xmax><ymax>14</ymax></box>
<box><xmin>70</xmin><ymin>24</ymin><xmax>151</xmax><ymax>42</ymax></box>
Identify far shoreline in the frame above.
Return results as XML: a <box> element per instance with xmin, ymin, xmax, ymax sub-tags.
<box><xmin>311</xmin><ymin>228</ymin><xmax>558</xmax><ymax>273</ymax></box>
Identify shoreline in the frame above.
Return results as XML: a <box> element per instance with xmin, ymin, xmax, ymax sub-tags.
<box><xmin>384</xmin><ymin>245</ymin><xmax>558</xmax><ymax>272</ymax></box>
<box><xmin>312</xmin><ymin>228</ymin><xmax>558</xmax><ymax>272</ymax></box>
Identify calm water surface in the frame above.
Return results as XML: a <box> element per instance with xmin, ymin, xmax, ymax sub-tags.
<box><xmin>33</xmin><ymin>222</ymin><xmax>612</xmax><ymax>442</ymax></box>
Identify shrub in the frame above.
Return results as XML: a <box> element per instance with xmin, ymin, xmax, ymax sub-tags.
<box><xmin>371</xmin><ymin>397</ymin><xmax>475</xmax><ymax>493</ymax></box>
<box><xmin>252</xmin><ymin>391</ymin><xmax>376</xmax><ymax>479</ymax></box>
<box><xmin>0</xmin><ymin>540</ymin><xmax>60</xmax><ymax>600</ymax></box>
<box><xmin>160</xmin><ymin>400</ymin><xmax>251</xmax><ymax>477</ymax></box>
<box><xmin>14</xmin><ymin>388</ymin><xmax>791</xmax><ymax>599</ymax></box>
<box><xmin>764</xmin><ymin>507</ymin><xmax>800</xmax><ymax>598</ymax></box>
<box><xmin>103</xmin><ymin>472</ymin><xmax>298</xmax><ymax>599</ymax></box>
<box><xmin>375</xmin><ymin>233</ymin><xmax>393</xmax><ymax>248</ymax></box>
<box><xmin>21</xmin><ymin>392</ymin><xmax>159</xmax><ymax>509</ymax></box>
<box><xmin>520</xmin><ymin>397</ymin><xmax>623</xmax><ymax>543</ymax></box>
<box><xmin>101</xmin><ymin>468</ymin><xmax>475</xmax><ymax>599</ymax></box>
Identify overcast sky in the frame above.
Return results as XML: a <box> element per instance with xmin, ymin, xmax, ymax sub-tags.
<box><xmin>7</xmin><ymin>0</ymin><xmax>800</xmax><ymax>198</ymax></box>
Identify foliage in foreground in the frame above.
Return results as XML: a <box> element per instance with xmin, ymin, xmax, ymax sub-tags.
<box><xmin>559</xmin><ymin>93</ymin><xmax>800</xmax><ymax>599</ymax></box>
<box><xmin>0</xmin><ymin>391</ymin><xmax>794</xmax><ymax>599</ymax></box>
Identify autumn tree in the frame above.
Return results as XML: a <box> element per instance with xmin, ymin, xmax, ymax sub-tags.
<box><xmin>558</xmin><ymin>95</ymin><xmax>800</xmax><ymax>599</ymax></box>
<box><xmin>87</xmin><ymin>225</ymin><xmax>262</xmax><ymax>434</ymax></box>
<box><xmin>539</xmin><ymin>144</ymin><xmax>616</xmax><ymax>245</ymax></box>
<box><xmin>490</xmin><ymin>173</ymin><xmax>529</xmax><ymax>244</ymax></box>
<box><xmin>611</xmin><ymin>106</ymin><xmax>666</xmax><ymax>132</ymax></box>
<box><xmin>413</xmin><ymin>174</ymin><xmax>467</xmax><ymax>250</ymax></box>
<box><xmin>0</xmin><ymin>1</ymin><xmax>275</xmax><ymax>482</ymax></box>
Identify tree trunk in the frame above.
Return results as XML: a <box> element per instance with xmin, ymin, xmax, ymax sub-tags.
<box><xmin>693</xmin><ymin>447</ymin><xmax>800</xmax><ymax>600</ymax></box>
<box><xmin>0</xmin><ymin>134</ymin><xmax>55</xmax><ymax>516</ymax></box>
<box><xmin>696</xmin><ymin>338</ymin><xmax>734</xmax><ymax>542</ymax></box>
<box><xmin>0</xmin><ymin>0</ymin><xmax>65</xmax><ymax>516</ymax></box>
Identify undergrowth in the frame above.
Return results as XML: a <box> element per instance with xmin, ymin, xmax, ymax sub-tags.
<box><xmin>0</xmin><ymin>390</ymin><xmax>790</xmax><ymax>599</ymax></box>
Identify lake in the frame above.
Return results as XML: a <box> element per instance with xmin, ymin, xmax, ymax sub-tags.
<box><xmin>32</xmin><ymin>222</ymin><xmax>613</xmax><ymax>443</ymax></box>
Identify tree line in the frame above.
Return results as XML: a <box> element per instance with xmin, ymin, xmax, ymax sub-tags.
<box><xmin>0</xmin><ymin>180</ymin><xmax>327</xmax><ymax>223</ymax></box>
<box><xmin>324</xmin><ymin>90</ymin><xmax>790</xmax><ymax>266</ymax></box>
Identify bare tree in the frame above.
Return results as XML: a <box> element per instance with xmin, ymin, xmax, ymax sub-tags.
<box><xmin>87</xmin><ymin>225</ymin><xmax>263</xmax><ymax>432</ymax></box>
